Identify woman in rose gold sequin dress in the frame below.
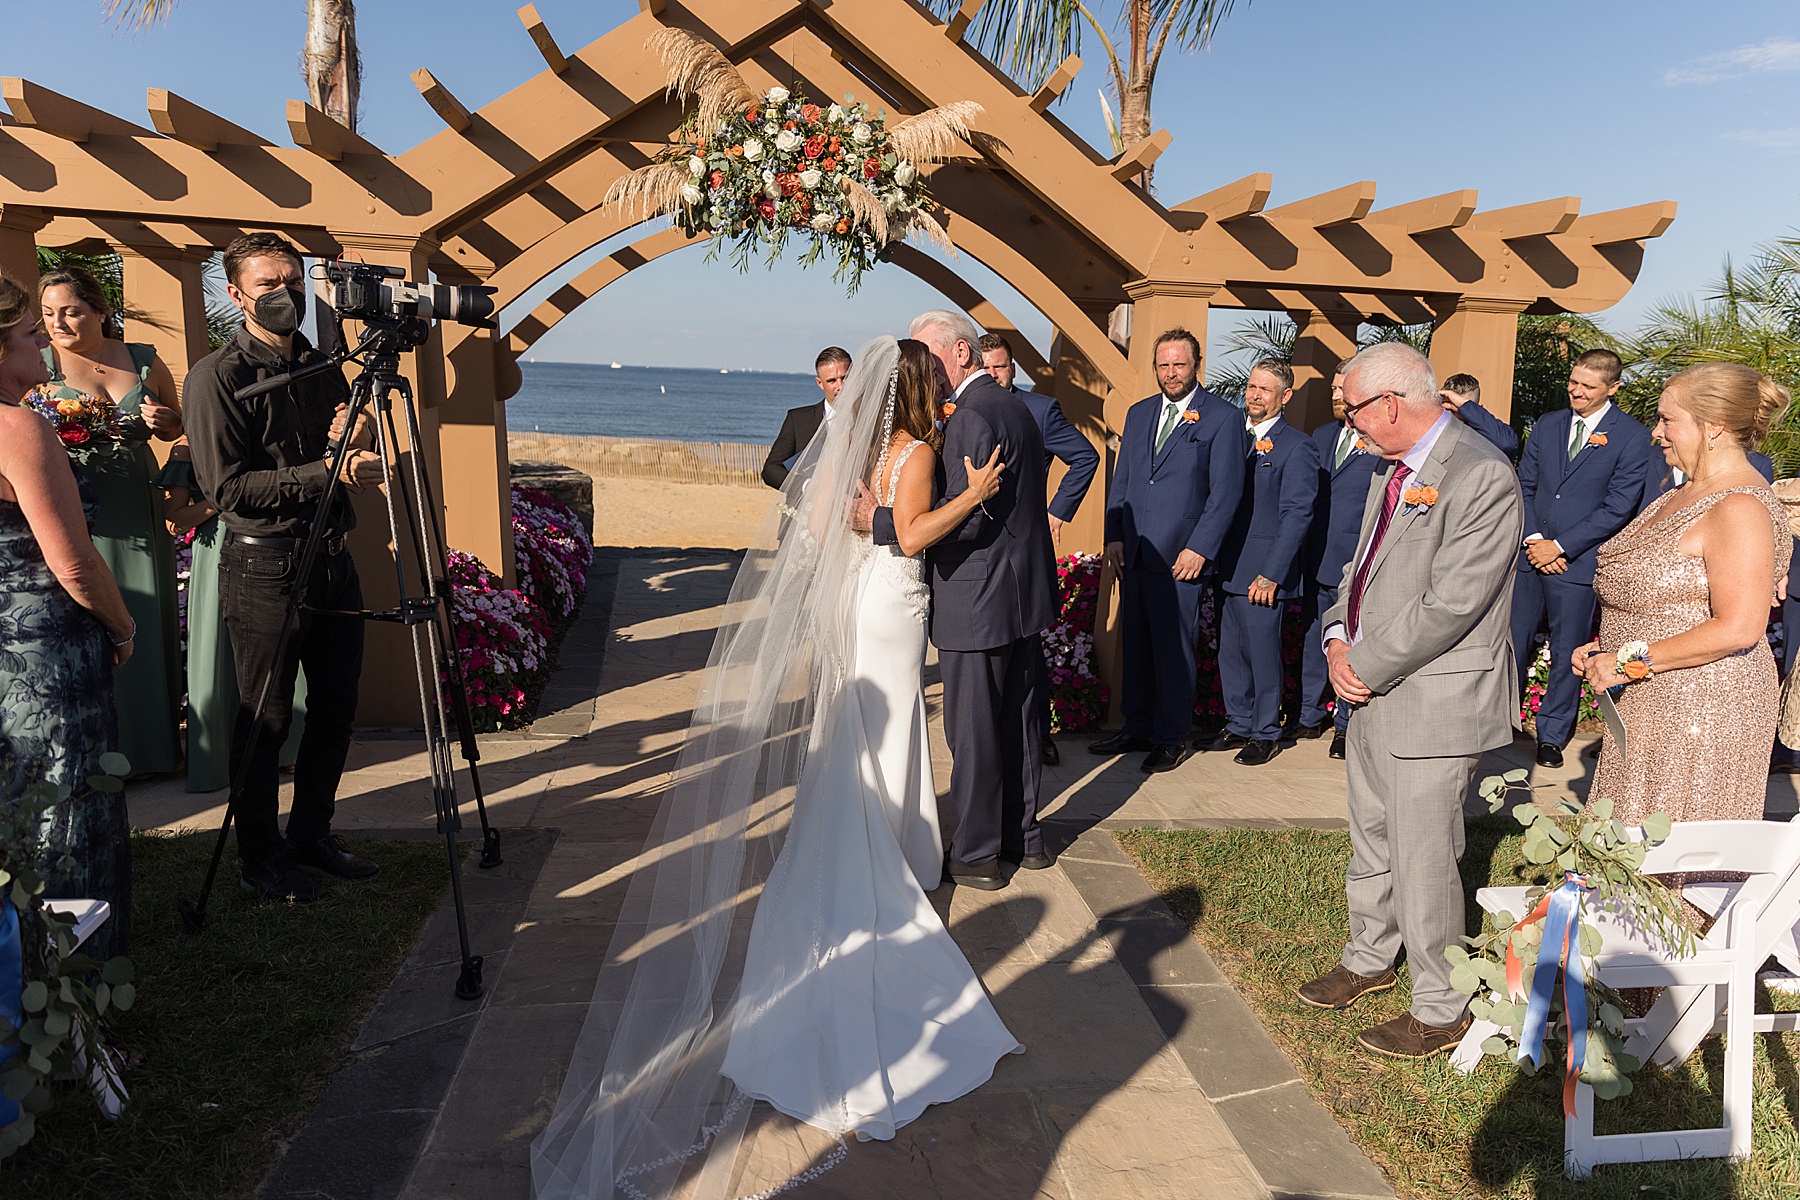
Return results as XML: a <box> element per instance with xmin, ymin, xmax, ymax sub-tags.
<box><xmin>1577</xmin><ymin>363</ymin><xmax>1793</xmax><ymax>826</ymax></box>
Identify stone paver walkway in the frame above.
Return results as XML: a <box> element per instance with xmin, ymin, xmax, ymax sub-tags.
<box><xmin>128</xmin><ymin>547</ymin><xmax>1800</xmax><ymax>1199</ymax></box>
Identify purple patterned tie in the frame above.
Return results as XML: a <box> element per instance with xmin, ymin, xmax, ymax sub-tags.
<box><xmin>1346</xmin><ymin>463</ymin><xmax>1411</xmax><ymax>640</ymax></box>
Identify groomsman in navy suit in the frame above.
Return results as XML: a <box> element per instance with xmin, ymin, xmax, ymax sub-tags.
<box><xmin>1299</xmin><ymin>364</ymin><xmax>1383</xmax><ymax>760</ymax></box>
<box><xmin>1512</xmin><ymin>348</ymin><xmax>1655</xmax><ymax>767</ymax></box>
<box><xmin>1208</xmin><ymin>359</ymin><xmax>1320</xmax><ymax>765</ymax></box>
<box><xmin>980</xmin><ymin>333</ymin><xmax>1100</xmax><ymax>766</ymax></box>
<box><xmin>1441</xmin><ymin>373</ymin><xmax>1519</xmax><ymax>458</ymax></box>
<box><xmin>1094</xmin><ymin>329</ymin><xmax>1246</xmax><ymax>772</ymax></box>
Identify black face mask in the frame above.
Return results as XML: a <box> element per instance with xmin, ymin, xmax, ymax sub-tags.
<box><xmin>250</xmin><ymin>286</ymin><xmax>306</xmax><ymax>337</ymax></box>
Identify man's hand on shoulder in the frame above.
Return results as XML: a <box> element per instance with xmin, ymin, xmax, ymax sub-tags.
<box><xmin>1326</xmin><ymin>639</ymin><xmax>1373</xmax><ymax>704</ymax></box>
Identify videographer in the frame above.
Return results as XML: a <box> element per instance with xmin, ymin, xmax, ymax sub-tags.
<box><xmin>185</xmin><ymin>233</ymin><xmax>384</xmax><ymax>902</ymax></box>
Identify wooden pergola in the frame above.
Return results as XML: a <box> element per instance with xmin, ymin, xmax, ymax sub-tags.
<box><xmin>0</xmin><ymin>0</ymin><xmax>1672</xmax><ymax>721</ymax></box>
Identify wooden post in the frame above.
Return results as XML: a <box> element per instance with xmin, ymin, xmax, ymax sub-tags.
<box><xmin>1429</xmin><ymin>297</ymin><xmax>1526</xmax><ymax>423</ymax></box>
<box><xmin>114</xmin><ymin>243</ymin><xmax>213</xmax><ymax>412</ymax></box>
<box><xmin>1043</xmin><ymin>329</ymin><xmax>1108</xmax><ymax>557</ymax></box>
<box><xmin>1288</xmin><ymin>309</ymin><xmax>1361</xmax><ymax>433</ymax></box>
<box><xmin>1118</xmin><ymin>278</ymin><xmax>1220</xmax><ymax>432</ymax></box>
<box><xmin>436</xmin><ymin>262</ymin><xmax>516</xmax><ymax>587</ymax></box>
<box><xmin>0</xmin><ymin>206</ymin><xmax>50</xmax><ymax>290</ymax></box>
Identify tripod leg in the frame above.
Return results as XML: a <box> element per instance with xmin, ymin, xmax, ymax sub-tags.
<box><xmin>181</xmin><ymin>382</ymin><xmax>376</xmax><ymax>933</ymax></box>
<box><xmin>394</xmin><ymin>384</ymin><xmax>503</xmax><ymax>868</ymax></box>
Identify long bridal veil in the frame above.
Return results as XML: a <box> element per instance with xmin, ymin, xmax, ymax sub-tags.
<box><xmin>531</xmin><ymin>336</ymin><xmax>903</xmax><ymax>1200</ymax></box>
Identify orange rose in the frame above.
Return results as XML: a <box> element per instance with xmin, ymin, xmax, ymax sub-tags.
<box><xmin>728</xmin><ymin>145</ymin><xmax>744</xmax><ymax>157</ymax></box>
<box><xmin>1254</xmin><ymin>438</ymin><xmax>1274</xmax><ymax>453</ymax></box>
<box><xmin>1588</xmin><ymin>432</ymin><xmax>1608</xmax><ymax>446</ymax></box>
<box><xmin>1355</xmin><ymin>437</ymin><xmax>1371</xmax><ymax>452</ymax></box>
<box><xmin>941</xmin><ymin>401</ymin><xmax>957</xmax><ymax>419</ymax></box>
<box><xmin>1620</xmin><ymin>659</ymin><xmax>1650</xmax><ymax>680</ymax></box>
<box><xmin>1403</xmin><ymin>485</ymin><xmax>1439</xmax><ymax>509</ymax></box>
<box><xmin>1180</xmin><ymin>410</ymin><xmax>1198</xmax><ymax>423</ymax></box>
<box><xmin>835</xmin><ymin>219</ymin><xmax>848</xmax><ymax>234</ymax></box>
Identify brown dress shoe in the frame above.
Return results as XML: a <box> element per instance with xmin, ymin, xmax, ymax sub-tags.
<box><xmin>1355</xmin><ymin>1013</ymin><xmax>1474</xmax><ymax>1060</ymax></box>
<box><xmin>1295</xmin><ymin>964</ymin><xmax>1399</xmax><ymax>1010</ymax></box>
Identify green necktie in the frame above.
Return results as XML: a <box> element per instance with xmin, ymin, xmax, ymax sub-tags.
<box><xmin>1567</xmin><ymin>416</ymin><xmax>1586</xmax><ymax>461</ymax></box>
<box><xmin>1334</xmin><ymin>425</ymin><xmax>1355</xmax><ymax>469</ymax></box>
<box><xmin>1155</xmin><ymin>402</ymin><xmax>1182</xmax><ymax>453</ymax></box>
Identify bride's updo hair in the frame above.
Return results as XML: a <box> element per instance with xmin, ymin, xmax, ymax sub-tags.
<box><xmin>1669</xmin><ymin>361</ymin><xmax>1793</xmax><ymax>450</ymax></box>
<box><xmin>892</xmin><ymin>338</ymin><xmax>945</xmax><ymax>453</ymax></box>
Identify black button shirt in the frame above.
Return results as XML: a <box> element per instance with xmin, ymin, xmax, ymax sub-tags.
<box><xmin>185</xmin><ymin>326</ymin><xmax>355</xmax><ymax>539</ymax></box>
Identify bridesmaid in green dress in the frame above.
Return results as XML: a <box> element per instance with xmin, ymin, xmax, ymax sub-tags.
<box><xmin>39</xmin><ymin>267</ymin><xmax>183</xmax><ymax>777</ymax></box>
<box><xmin>159</xmin><ymin>441</ymin><xmax>305</xmax><ymax>793</ymax></box>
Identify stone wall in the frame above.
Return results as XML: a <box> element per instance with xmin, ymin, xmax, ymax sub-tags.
<box><xmin>510</xmin><ymin>460</ymin><xmax>595</xmax><ymax>537</ymax></box>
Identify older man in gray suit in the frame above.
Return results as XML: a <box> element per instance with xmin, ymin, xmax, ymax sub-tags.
<box><xmin>1297</xmin><ymin>343</ymin><xmax>1524</xmax><ymax>1060</ymax></box>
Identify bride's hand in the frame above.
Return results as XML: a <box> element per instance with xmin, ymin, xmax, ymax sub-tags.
<box><xmin>965</xmin><ymin>446</ymin><xmax>1004</xmax><ymax>503</ymax></box>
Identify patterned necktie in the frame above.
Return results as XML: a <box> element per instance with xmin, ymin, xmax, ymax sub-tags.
<box><xmin>1346</xmin><ymin>462</ymin><xmax>1412</xmax><ymax>640</ymax></box>
<box><xmin>1155</xmin><ymin>401</ymin><xmax>1183</xmax><ymax>453</ymax></box>
<box><xmin>1567</xmin><ymin>417</ymin><xmax>1586</xmax><ymax>462</ymax></box>
<box><xmin>1334</xmin><ymin>425</ymin><xmax>1355</xmax><ymax>469</ymax></box>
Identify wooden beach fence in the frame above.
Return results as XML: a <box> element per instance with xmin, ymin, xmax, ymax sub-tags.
<box><xmin>507</xmin><ymin>433</ymin><xmax>769</xmax><ymax>488</ymax></box>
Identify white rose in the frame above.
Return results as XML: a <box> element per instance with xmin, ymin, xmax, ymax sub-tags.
<box><xmin>743</xmin><ymin>138</ymin><xmax>763</xmax><ymax>162</ymax></box>
<box><xmin>894</xmin><ymin>160</ymin><xmax>916</xmax><ymax>187</ymax></box>
<box><xmin>827</xmin><ymin>103</ymin><xmax>844</xmax><ymax>122</ymax></box>
<box><xmin>763</xmin><ymin>179</ymin><xmax>781</xmax><ymax>200</ymax></box>
<box><xmin>852</xmin><ymin>122</ymin><xmax>873</xmax><ymax>145</ymax></box>
<box><xmin>811</xmin><ymin>212</ymin><xmax>835</xmax><ymax>232</ymax></box>
<box><xmin>680</xmin><ymin>183</ymin><xmax>703</xmax><ymax>205</ymax></box>
<box><xmin>766</xmin><ymin>86</ymin><xmax>790</xmax><ymax>105</ymax></box>
<box><xmin>688</xmin><ymin>155</ymin><xmax>706</xmax><ymax>176</ymax></box>
<box><xmin>763</xmin><ymin>122</ymin><xmax>779</xmax><ymax>137</ymax></box>
<box><xmin>775</xmin><ymin>129</ymin><xmax>803</xmax><ymax>154</ymax></box>
<box><xmin>799</xmin><ymin>168</ymin><xmax>822</xmax><ymax>190</ymax></box>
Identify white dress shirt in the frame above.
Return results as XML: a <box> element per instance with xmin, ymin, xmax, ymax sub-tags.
<box><xmin>1248</xmin><ymin>414</ymin><xmax>1280</xmax><ymax>443</ymax></box>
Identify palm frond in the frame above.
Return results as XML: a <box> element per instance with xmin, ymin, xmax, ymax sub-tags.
<box><xmin>927</xmin><ymin>0</ymin><xmax>1083</xmax><ymax>93</ymax></box>
<box><xmin>886</xmin><ymin>102</ymin><xmax>984</xmax><ymax>166</ymax></box>
<box><xmin>645</xmin><ymin>27</ymin><xmax>758</xmax><ymax>134</ymax></box>
<box><xmin>603</xmin><ymin>161</ymin><xmax>692</xmax><ymax>221</ymax></box>
<box><xmin>105</xmin><ymin>0</ymin><xmax>182</xmax><ymax>29</ymax></box>
<box><xmin>840</xmin><ymin>178</ymin><xmax>889</xmax><ymax>244</ymax></box>
<box><xmin>1097</xmin><ymin>89</ymin><xmax>1124</xmax><ymax>156</ymax></box>
<box><xmin>1150</xmin><ymin>0</ymin><xmax>1248</xmax><ymax>52</ymax></box>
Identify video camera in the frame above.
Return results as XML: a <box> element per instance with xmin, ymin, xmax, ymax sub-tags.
<box><xmin>319</xmin><ymin>261</ymin><xmax>498</xmax><ymax>331</ymax></box>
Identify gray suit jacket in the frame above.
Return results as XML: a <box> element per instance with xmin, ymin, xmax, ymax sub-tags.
<box><xmin>1323</xmin><ymin>418</ymin><xmax>1524</xmax><ymax>759</ymax></box>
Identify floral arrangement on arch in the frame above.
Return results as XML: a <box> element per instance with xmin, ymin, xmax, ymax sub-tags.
<box><xmin>606</xmin><ymin>29</ymin><xmax>981</xmax><ymax>291</ymax></box>
<box><xmin>1044</xmin><ymin>554</ymin><xmax>1108</xmax><ymax>733</ymax></box>
<box><xmin>22</xmin><ymin>387</ymin><xmax>122</xmax><ymax>464</ymax></box>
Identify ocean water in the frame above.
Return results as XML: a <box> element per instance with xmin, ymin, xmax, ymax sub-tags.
<box><xmin>509</xmin><ymin>361</ymin><xmax>820</xmax><ymax>445</ymax></box>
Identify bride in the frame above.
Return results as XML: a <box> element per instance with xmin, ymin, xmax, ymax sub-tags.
<box><xmin>532</xmin><ymin>336</ymin><xmax>1021</xmax><ymax>1200</ymax></box>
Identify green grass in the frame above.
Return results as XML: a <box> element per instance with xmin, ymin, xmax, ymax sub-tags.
<box><xmin>1117</xmin><ymin>822</ymin><xmax>1800</xmax><ymax>1200</ymax></box>
<box><xmin>0</xmin><ymin>832</ymin><xmax>454</xmax><ymax>1199</ymax></box>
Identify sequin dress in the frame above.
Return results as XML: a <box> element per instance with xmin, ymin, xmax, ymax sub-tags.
<box><xmin>1591</xmin><ymin>484</ymin><xmax>1790</xmax><ymax>825</ymax></box>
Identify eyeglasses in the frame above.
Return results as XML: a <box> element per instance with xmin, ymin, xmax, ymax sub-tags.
<box><xmin>1343</xmin><ymin>390</ymin><xmax>1401</xmax><ymax>419</ymax></box>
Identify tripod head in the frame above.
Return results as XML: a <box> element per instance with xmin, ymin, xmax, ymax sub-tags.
<box><xmin>231</xmin><ymin>315</ymin><xmax>428</xmax><ymax>403</ymax></box>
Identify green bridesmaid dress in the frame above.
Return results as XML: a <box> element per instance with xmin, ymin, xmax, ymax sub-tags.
<box><xmin>41</xmin><ymin>344</ymin><xmax>180</xmax><ymax>777</ymax></box>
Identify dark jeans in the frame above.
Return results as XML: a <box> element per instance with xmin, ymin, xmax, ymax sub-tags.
<box><xmin>220</xmin><ymin>540</ymin><xmax>363</xmax><ymax>867</ymax></box>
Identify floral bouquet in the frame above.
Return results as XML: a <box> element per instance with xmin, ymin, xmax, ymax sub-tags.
<box><xmin>22</xmin><ymin>388</ymin><xmax>122</xmax><ymax>463</ymax></box>
<box><xmin>607</xmin><ymin>29</ymin><xmax>980</xmax><ymax>292</ymax></box>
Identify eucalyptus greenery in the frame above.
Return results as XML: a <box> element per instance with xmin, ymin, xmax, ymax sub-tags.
<box><xmin>1449</xmin><ymin>771</ymin><xmax>1691</xmax><ymax>1101</ymax></box>
<box><xmin>0</xmin><ymin>753</ymin><xmax>136</xmax><ymax>1158</ymax></box>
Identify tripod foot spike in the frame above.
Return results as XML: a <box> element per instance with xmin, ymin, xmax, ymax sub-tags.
<box><xmin>455</xmin><ymin>954</ymin><xmax>484</xmax><ymax>1000</ymax></box>
<box><xmin>176</xmin><ymin>898</ymin><xmax>206</xmax><ymax>935</ymax></box>
<box><xmin>478</xmin><ymin>827</ymin><xmax>504</xmax><ymax>870</ymax></box>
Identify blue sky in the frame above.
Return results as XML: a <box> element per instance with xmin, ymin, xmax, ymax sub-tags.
<box><xmin>5</xmin><ymin>1</ymin><xmax>1797</xmax><ymax>375</ymax></box>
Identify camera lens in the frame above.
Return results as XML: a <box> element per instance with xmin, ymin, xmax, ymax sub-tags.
<box><xmin>431</xmin><ymin>283</ymin><xmax>497</xmax><ymax>329</ymax></box>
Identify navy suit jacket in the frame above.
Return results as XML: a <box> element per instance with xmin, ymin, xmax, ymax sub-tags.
<box><xmin>1304</xmin><ymin>421</ymin><xmax>1383</xmax><ymax>591</ymax></box>
<box><xmin>1014</xmin><ymin>387</ymin><xmax>1099</xmax><ymax>523</ymax></box>
<box><xmin>1455</xmin><ymin>400</ymin><xmax>1519</xmax><ymax>458</ymax></box>
<box><xmin>872</xmin><ymin>372</ymin><xmax>1057</xmax><ymax>652</ymax></box>
<box><xmin>1221</xmin><ymin>416</ymin><xmax>1321</xmax><ymax>597</ymax></box>
<box><xmin>1517</xmin><ymin>404</ymin><xmax>1655</xmax><ymax>586</ymax></box>
<box><xmin>1104</xmin><ymin>386</ymin><xmax>1246</xmax><ymax>573</ymax></box>
<box><xmin>1642</xmin><ymin>450</ymin><xmax>1774</xmax><ymax>500</ymax></box>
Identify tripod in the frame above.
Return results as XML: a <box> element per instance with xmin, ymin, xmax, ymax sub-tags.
<box><xmin>177</xmin><ymin>317</ymin><xmax>504</xmax><ymax>1001</ymax></box>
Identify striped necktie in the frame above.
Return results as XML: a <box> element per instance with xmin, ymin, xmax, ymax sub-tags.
<box><xmin>1346</xmin><ymin>463</ymin><xmax>1412</xmax><ymax>640</ymax></box>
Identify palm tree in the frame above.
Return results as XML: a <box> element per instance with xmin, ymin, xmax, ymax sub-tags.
<box><xmin>107</xmin><ymin>0</ymin><xmax>361</xmax><ymax>130</ymax></box>
<box><xmin>930</xmin><ymin>1</ymin><xmax>1246</xmax><ymax>189</ymax></box>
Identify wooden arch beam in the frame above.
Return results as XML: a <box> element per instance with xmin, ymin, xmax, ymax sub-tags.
<box><xmin>1173</xmin><ymin>173</ymin><xmax>1272</xmax><ymax>221</ymax></box>
<box><xmin>1259</xmin><ymin>181</ymin><xmax>1377</xmax><ymax>227</ymax></box>
<box><xmin>1469</xmin><ymin>196</ymin><xmax>1579</xmax><ymax>239</ymax></box>
<box><xmin>4</xmin><ymin>78</ymin><xmax>154</xmax><ymax>141</ymax></box>
<box><xmin>517</xmin><ymin>5</ymin><xmax>568</xmax><ymax>74</ymax></box>
<box><xmin>1366</xmin><ymin>189</ymin><xmax>1477</xmax><ymax>234</ymax></box>
<box><xmin>147</xmin><ymin>89</ymin><xmax>268</xmax><ymax>149</ymax></box>
<box><xmin>287</xmin><ymin>100</ymin><xmax>384</xmax><ymax>160</ymax></box>
<box><xmin>1570</xmin><ymin>201</ymin><xmax>1678</xmax><ymax>245</ymax></box>
<box><xmin>412</xmin><ymin>69</ymin><xmax>474</xmax><ymax>134</ymax></box>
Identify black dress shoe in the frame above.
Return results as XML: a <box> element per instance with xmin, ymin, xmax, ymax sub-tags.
<box><xmin>1535</xmin><ymin>741</ymin><xmax>1564</xmax><ymax>769</ymax></box>
<box><xmin>1140</xmin><ymin>744</ymin><xmax>1190</xmax><ymax>773</ymax></box>
<box><xmin>288</xmin><ymin>834</ymin><xmax>380</xmax><ymax>881</ymax></box>
<box><xmin>1193</xmin><ymin>728</ymin><xmax>1248</xmax><ymax>753</ymax></box>
<box><xmin>1041</xmin><ymin>737</ymin><xmax>1060</xmax><ymax>766</ymax></box>
<box><xmin>1285</xmin><ymin>721</ymin><xmax>1330</xmax><ymax>742</ymax></box>
<box><xmin>1234</xmin><ymin>739</ymin><xmax>1281</xmax><ymax>766</ymax></box>
<box><xmin>1328</xmin><ymin>731</ymin><xmax>1347</xmax><ymax>760</ymax></box>
<box><xmin>945</xmin><ymin>854</ymin><xmax>1006</xmax><ymax>891</ymax></box>
<box><xmin>1003</xmin><ymin>847</ymin><xmax>1056</xmax><ymax>870</ymax></box>
<box><xmin>240</xmin><ymin>849</ymin><xmax>330</xmax><ymax>903</ymax></box>
<box><xmin>1089</xmin><ymin>732</ymin><xmax>1154</xmax><ymax>756</ymax></box>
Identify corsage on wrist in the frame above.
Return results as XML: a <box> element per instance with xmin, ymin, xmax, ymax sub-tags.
<box><xmin>1614</xmin><ymin>641</ymin><xmax>1654</xmax><ymax>681</ymax></box>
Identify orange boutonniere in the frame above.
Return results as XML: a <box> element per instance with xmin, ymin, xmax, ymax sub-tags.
<box><xmin>1254</xmin><ymin>438</ymin><xmax>1274</xmax><ymax>454</ymax></box>
<box><xmin>1403</xmin><ymin>484</ymin><xmax>1439</xmax><ymax>510</ymax></box>
<box><xmin>940</xmin><ymin>401</ymin><xmax>956</xmax><ymax>419</ymax></box>
<box><xmin>1587</xmin><ymin>432</ymin><xmax>1608</xmax><ymax>447</ymax></box>
<box><xmin>1181</xmin><ymin>409</ymin><xmax>1198</xmax><ymax>423</ymax></box>
<box><xmin>1355</xmin><ymin>437</ymin><xmax>1371</xmax><ymax>453</ymax></box>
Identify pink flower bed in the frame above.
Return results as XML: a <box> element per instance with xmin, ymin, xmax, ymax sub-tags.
<box><xmin>1044</xmin><ymin>553</ymin><xmax>1108</xmax><ymax>733</ymax></box>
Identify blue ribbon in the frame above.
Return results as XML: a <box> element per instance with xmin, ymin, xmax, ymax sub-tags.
<box><xmin>1517</xmin><ymin>872</ymin><xmax>1594</xmax><ymax>1110</ymax></box>
<box><xmin>0</xmin><ymin>896</ymin><xmax>21</xmax><ymax>1127</ymax></box>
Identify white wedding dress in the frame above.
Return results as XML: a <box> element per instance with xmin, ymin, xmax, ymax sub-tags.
<box><xmin>720</xmin><ymin>439</ymin><xmax>1023</xmax><ymax>1140</ymax></box>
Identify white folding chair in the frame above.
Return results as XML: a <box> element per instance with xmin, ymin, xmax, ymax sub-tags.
<box><xmin>1449</xmin><ymin>821</ymin><xmax>1800</xmax><ymax>1178</ymax></box>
